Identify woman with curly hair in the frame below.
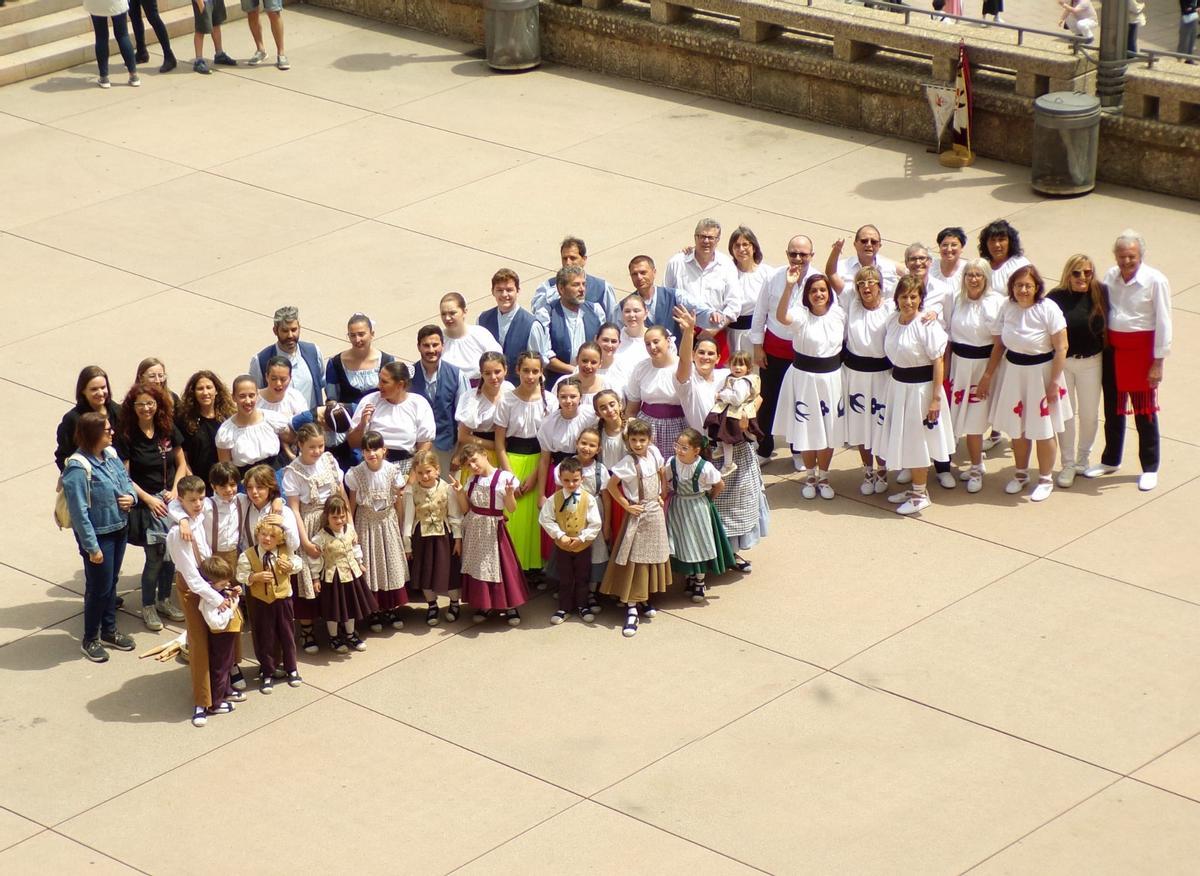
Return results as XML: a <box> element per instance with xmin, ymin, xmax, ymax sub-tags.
<box><xmin>119</xmin><ymin>382</ymin><xmax>189</xmax><ymax>630</ymax></box>
<box><xmin>176</xmin><ymin>370</ymin><xmax>236</xmax><ymax>492</ymax></box>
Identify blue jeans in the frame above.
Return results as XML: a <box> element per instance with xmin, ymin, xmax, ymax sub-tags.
<box><xmin>91</xmin><ymin>14</ymin><xmax>136</xmax><ymax>78</ymax></box>
<box><xmin>82</xmin><ymin>529</ymin><xmax>127</xmax><ymax>642</ymax></box>
<box><xmin>141</xmin><ymin>541</ymin><xmax>175</xmax><ymax>608</ymax></box>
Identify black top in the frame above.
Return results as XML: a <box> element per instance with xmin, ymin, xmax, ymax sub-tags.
<box><xmin>1047</xmin><ymin>286</ymin><xmax>1106</xmax><ymax>358</ymax></box>
<box><xmin>54</xmin><ymin>400</ymin><xmax>123</xmax><ymax>471</ymax></box>
<box><xmin>178</xmin><ymin>413</ymin><xmax>221</xmax><ymax>490</ymax></box>
<box><xmin>124</xmin><ymin>425</ymin><xmax>185</xmax><ymax>493</ymax></box>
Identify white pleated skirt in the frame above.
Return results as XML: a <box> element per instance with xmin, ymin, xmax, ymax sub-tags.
<box><xmin>772</xmin><ymin>365</ymin><xmax>845</xmax><ymax>451</ymax></box>
<box><xmin>947</xmin><ymin>353</ymin><xmax>999</xmax><ymax>438</ymax></box>
<box><xmin>842</xmin><ymin>365</ymin><xmax>889</xmax><ymax>452</ymax></box>
<box><xmin>989</xmin><ymin>359</ymin><xmax>1072</xmax><ymax>442</ymax></box>
<box><xmin>879</xmin><ymin>376</ymin><xmax>955</xmax><ymax>469</ymax></box>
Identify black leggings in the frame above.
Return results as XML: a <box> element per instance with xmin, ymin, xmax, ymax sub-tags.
<box><xmin>756</xmin><ymin>352</ymin><xmax>791</xmax><ymax>458</ymax></box>
<box><xmin>129</xmin><ymin>0</ymin><xmax>173</xmax><ymax>57</ymax></box>
<box><xmin>91</xmin><ymin>14</ymin><xmax>136</xmax><ymax>78</ymax></box>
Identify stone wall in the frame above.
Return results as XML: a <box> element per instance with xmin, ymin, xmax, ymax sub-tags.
<box><xmin>305</xmin><ymin>0</ymin><xmax>1200</xmax><ymax>199</ymax></box>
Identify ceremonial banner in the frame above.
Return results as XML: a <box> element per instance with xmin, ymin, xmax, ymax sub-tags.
<box><xmin>924</xmin><ymin>83</ymin><xmax>957</xmax><ymax>149</ymax></box>
<box><xmin>940</xmin><ymin>41</ymin><xmax>975</xmax><ymax>167</ymax></box>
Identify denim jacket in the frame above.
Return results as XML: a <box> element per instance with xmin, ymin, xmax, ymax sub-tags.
<box><xmin>62</xmin><ymin>447</ymin><xmax>136</xmax><ymax>554</ymax></box>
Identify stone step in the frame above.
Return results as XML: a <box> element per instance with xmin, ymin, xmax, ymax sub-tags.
<box><xmin>0</xmin><ymin>0</ymin><xmax>250</xmax><ymax>86</ymax></box>
<box><xmin>0</xmin><ymin>0</ymin><xmax>82</xmax><ymax>28</ymax></box>
<box><xmin>0</xmin><ymin>0</ymin><xmax>192</xmax><ymax>56</ymax></box>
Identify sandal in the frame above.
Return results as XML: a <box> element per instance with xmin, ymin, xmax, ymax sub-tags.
<box><xmin>691</xmin><ymin>581</ymin><xmax>707</xmax><ymax>603</ymax></box>
<box><xmin>639</xmin><ymin>601</ymin><xmax>657</xmax><ymax>619</ymax></box>
<box><xmin>329</xmin><ymin>636</ymin><xmax>349</xmax><ymax>654</ymax></box>
<box><xmin>445</xmin><ymin>601</ymin><xmax>461</xmax><ymax>623</ymax></box>
<box><xmin>426</xmin><ymin>604</ymin><xmax>441</xmax><ymax>627</ymax></box>
<box><xmin>346</xmin><ymin>632</ymin><xmax>367</xmax><ymax>652</ymax></box>
<box><xmin>550</xmin><ymin>609</ymin><xmax>568</xmax><ymax>625</ymax></box>
<box><xmin>230</xmin><ymin>666</ymin><xmax>246</xmax><ymax>691</ymax></box>
<box><xmin>733</xmin><ymin>556</ymin><xmax>752</xmax><ymax>573</ymax></box>
<box><xmin>586</xmin><ymin>593</ymin><xmax>602</xmax><ymax>615</ymax></box>
<box><xmin>299</xmin><ymin>627</ymin><xmax>318</xmax><ymax>654</ymax></box>
<box><xmin>505</xmin><ymin>609</ymin><xmax>522</xmax><ymax>627</ymax></box>
<box><xmin>191</xmin><ymin>707</ymin><xmax>208</xmax><ymax>728</ymax></box>
<box><xmin>579</xmin><ymin>606</ymin><xmax>596</xmax><ymax>623</ymax></box>
<box><xmin>368</xmin><ymin>613</ymin><xmax>384</xmax><ymax>634</ymax></box>
<box><xmin>622</xmin><ymin>608</ymin><xmax>639</xmax><ymax>638</ymax></box>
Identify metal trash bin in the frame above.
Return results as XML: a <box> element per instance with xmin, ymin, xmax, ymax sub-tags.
<box><xmin>1031</xmin><ymin>92</ymin><xmax>1101</xmax><ymax>196</ymax></box>
<box><xmin>484</xmin><ymin>0</ymin><xmax>540</xmax><ymax>71</ymax></box>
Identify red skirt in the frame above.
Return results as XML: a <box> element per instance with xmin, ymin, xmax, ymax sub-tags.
<box><xmin>462</xmin><ymin>522</ymin><xmax>530</xmax><ymax>611</ymax></box>
<box><xmin>1109</xmin><ymin>330</ymin><xmax>1159</xmax><ymax>415</ymax></box>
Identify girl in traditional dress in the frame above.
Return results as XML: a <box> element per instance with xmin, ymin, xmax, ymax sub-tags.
<box><xmin>345</xmin><ymin>430</ymin><xmax>409</xmax><ymax>632</ymax></box>
<box><xmin>282</xmin><ymin>423</ymin><xmax>346</xmax><ymax>653</ymax></box>
<box><xmin>879</xmin><ymin>276</ymin><xmax>956</xmax><ymax>515</ymax></box>
<box><xmin>575</xmin><ymin>341</ymin><xmax>622</xmax><ymax>411</ymax></box>
<box><xmin>457</xmin><ymin>443</ymin><xmax>529</xmax><ymax>626</ymax></box>
<box><xmin>454</xmin><ymin>351</ymin><xmax>511</xmax><ymax>473</ymax></box>
<box><xmin>666</xmin><ymin>428</ymin><xmax>734</xmax><ymax>603</ymax></box>
<box><xmin>403</xmin><ymin>450</ymin><xmax>464</xmax><ymax>625</ymax></box>
<box><xmin>601</xmin><ymin>419</ymin><xmax>671</xmax><ymax>638</ymax></box>
<box><xmin>309</xmin><ymin>495</ymin><xmax>376</xmax><ymax>653</ymax></box>
<box><xmin>571</xmin><ymin>426</ymin><xmax>610</xmax><ymax>612</ymax></box>
<box><xmin>593</xmin><ymin>389</ymin><xmax>627</xmax><ymax>470</ymax></box>
<box><xmin>772</xmin><ymin>271</ymin><xmax>847</xmax><ymax>500</ymax></box>
<box><xmin>494</xmin><ymin>352</ymin><xmax>557</xmax><ymax>583</ymax></box>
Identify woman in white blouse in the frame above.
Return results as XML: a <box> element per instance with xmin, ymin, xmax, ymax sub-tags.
<box><xmin>347</xmin><ymin>361</ymin><xmax>436</xmax><ymax>468</ymax></box>
<box><xmin>978</xmin><ymin>265</ymin><xmax>1070</xmax><ymax>502</ymax></box>
<box><xmin>216</xmin><ymin>376</ymin><xmax>294</xmax><ymax>476</ymax></box>
<box><xmin>610</xmin><ymin>295</ymin><xmax>654</xmax><ymax>387</ymax></box>
<box><xmin>438</xmin><ymin>293</ymin><xmax>502</xmax><ymax>386</ymax></box>
<box><xmin>454</xmin><ymin>351</ymin><xmax>512</xmax><ymax>469</ymax></box>
<box><xmin>624</xmin><ymin>326</ymin><xmax>686</xmax><ymax>460</ymax></box>
<box><xmin>840</xmin><ymin>265</ymin><xmax>894</xmax><ymax>496</ymax></box>
<box><xmin>946</xmin><ymin>259</ymin><xmax>1004</xmax><ymax>493</ymax></box>
<box><xmin>772</xmin><ymin>271</ymin><xmax>846</xmax><ymax>500</ymax></box>
<box><xmin>926</xmin><ymin>227</ymin><xmax>967</xmax><ymax>322</ymax></box>
<box><xmin>727</xmin><ymin>226</ymin><xmax>774</xmax><ymax>355</ymax></box>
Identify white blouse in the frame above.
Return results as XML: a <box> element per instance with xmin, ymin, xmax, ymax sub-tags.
<box><xmin>536</xmin><ymin>409</ymin><xmax>600</xmax><ymax>454</ymax></box>
<box><xmin>282</xmin><ymin>452</ymin><xmax>343</xmax><ymax>505</ymax></box>
<box><xmin>626</xmin><ymin>359</ymin><xmax>681</xmax><ymax>406</ymax></box>
<box><xmin>666</xmin><ymin>455</ymin><xmax>722</xmax><ymax>492</ymax></box>
<box><xmin>925</xmin><ymin>260</ymin><xmax>965</xmax><ymax>326</ymax></box>
<box><xmin>884</xmin><ymin>314</ymin><xmax>949</xmax><ymax>368</ymax></box>
<box><xmin>344</xmin><ymin>461</ymin><xmax>405</xmax><ymax>512</ymax></box>
<box><xmin>949</xmin><ymin>292</ymin><xmax>1005</xmax><ymax>347</ymax></box>
<box><xmin>494</xmin><ymin>391</ymin><xmax>558</xmax><ymax>439</ymax></box>
<box><xmin>731</xmin><ymin>263</ymin><xmax>774</xmax><ymax>319</ymax></box>
<box><xmin>256</xmin><ymin>387</ymin><xmax>307</xmax><ymax>419</ymax></box>
<box><xmin>350</xmin><ymin>391</ymin><xmax>436</xmax><ymax>450</ymax></box>
<box><xmin>215</xmin><ymin>411</ymin><xmax>289</xmax><ymax>467</ymax></box>
<box><xmin>609</xmin><ymin>446</ymin><xmax>665</xmax><ymax>498</ymax></box>
<box><xmin>992</xmin><ymin>299</ymin><xmax>1066</xmax><ymax>355</ymax></box>
<box><xmin>676</xmin><ymin>368</ymin><xmax>729</xmax><ymax>432</ymax></box>
<box><xmin>455</xmin><ymin>384</ymin><xmax>512</xmax><ymax>433</ymax></box>
<box><xmin>466</xmin><ymin>469</ymin><xmax>519</xmax><ymax>512</ymax></box>
<box><xmin>442</xmin><ymin>325</ymin><xmax>502</xmax><ymax>382</ymax></box>
<box><xmin>599</xmin><ymin>427</ymin><xmax>627</xmax><ymax>469</ymax></box>
<box><xmin>783</xmin><ymin>304</ymin><xmax>846</xmax><ymax>357</ymax></box>
<box><xmin>610</xmin><ymin>330</ymin><xmax>651</xmax><ymax>382</ymax></box>
<box><xmin>989</xmin><ymin>255</ymin><xmax>1031</xmax><ymax>297</ymax></box>
<box><xmin>844</xmin><ymin>297</ymin><xmax>895</xmax><ymax>358</ymax></box>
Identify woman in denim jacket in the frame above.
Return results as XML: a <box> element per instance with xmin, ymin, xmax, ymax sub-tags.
<box><xmin>63</xmin><ymin>412</ymin><xmax>139</xmax><ymax>663</ymax></box>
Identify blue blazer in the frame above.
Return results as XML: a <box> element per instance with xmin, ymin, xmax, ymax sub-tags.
<box><xmin>409</xmin><ymin>360</ymin><xmax>463</xmax><ymax>452</ymax></box>
<box><xmin>645</xmin><ymin>286</ymin><xmax>683</xmax><ymax>345</ymax></box>
<box><xmin>479</xmin><ymin>306</ymin><xmax>536</xmax><ymax>386</ymax></box>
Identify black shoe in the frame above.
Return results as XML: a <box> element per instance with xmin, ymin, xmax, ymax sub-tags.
<box><xmin>213</xmin><ymin>51</ymin><xmax>237</xmax><ymax>66</ymax></box>
<box><xmin>346</xmin><ymin>632</ymin><xmax>367</xmax><ymax>652</ymax></box>
<box><xmin>159</xmin><ymin>56</ymin><xmax>177</xmax><ymax>73</ymax></box>
<box><xmin>135</xmin><ymin>49</ymin><xmax>150</xmax><ymax>64</ymax></box>
<box><xmin>260</xmin><ymin>675</ymin><xmax>274</xmax><ymax>695</ymax></box>
<box><xmin>287</xmin><ymin>670</ymin><xmax>303</xmax><ymax>688</ymax></box>
<box><xmin>193</xmin><ymin>58</ymin><xmax>211</xmax><ymax>75</ymax></box>
<box><xmin>445</xmin><ymin>600</ymin><xmax>461</xmax><ymax>623</ymax></box>
<box><xmin>230</xmin><ymin>666</ymin><xmax>246</xmax><ymax>691</ymax></box>
<box><xmin>81</xmin><ymin>639</ymin><xmax>109</xmax><ymax>663</ymax></box>
<box><xmin>425</xmin><ymin>604</ymin><xmax>440</xmax><ymax>626</ymax></box>
<box><xmin>100</xmin><ymin>630</ymin><xmax>135</xmax><ymax>651</ymax></box>
<box><xmin>329</xmin><ymin>636</ymin><xmax>349</xmax><ymax>654</ymax></box>
<box><xmin>115</xmin><ymin>595</ymin><xmax>125</xmax><ymax>609</ymax></box>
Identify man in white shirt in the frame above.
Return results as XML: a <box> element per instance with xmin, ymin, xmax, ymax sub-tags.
<box><xmin>1095</xmin><ymin>229</ymin><xmax>1172</xmax><ymax>491</ymax></box>
<box><xmin>824</xmin><ymin>224</ymin><xmax>904</xmax><ymax>297</ymax></box>
<box><xmin>664</xmin><ymin>218</ymin><xmax>739</xmax><ymax>333</ymax></box>
<box><xmin>751</xmin><ymin>234</ymin><xmax>819</xmax><ymax>465</ymax></box>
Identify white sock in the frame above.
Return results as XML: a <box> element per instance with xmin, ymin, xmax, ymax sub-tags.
<box><xmin>422</xmin><ymin>589</ymin><xmax>436</xmax><ymax>602</ymax></box>
<box><xmin>449</xmin><ymin>588</ymin><xmax>461</xmax><ymax>600</ymax></box>
<box><xmin>344</xmin><ymin>619</ymin><xmax>355</xmax><ymax>635</ymax></box>
<box><xmin>325</xmin><ymin>621</ymin><xmax>338</xmax><ymax>637</ymax></box>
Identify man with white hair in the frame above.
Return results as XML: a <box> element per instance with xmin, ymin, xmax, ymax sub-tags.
<box><xmin>1092</xmin><ymin>230</ymin><xmax>1172</xmax><ymax>491</ymax></box>
<box><xmin>249</xmin><ymin>306</ymin><xmax>325</xmax><ymax>408</ymax></box>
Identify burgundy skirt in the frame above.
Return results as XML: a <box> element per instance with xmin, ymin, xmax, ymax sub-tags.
<box><xmin>291</xmin><ymin>574</ymin><xmax>319</xmax><ymax>623</ymax></box>
<box><xmin>318</xmin><ymin>570</ymin><xmax>378</xmax><ymax>623</ymax></box>
<box><xmin>374</xmin><ymin>588</ymin><xmax>408</xmax><ymax>611</ymax></box>
<box><xmin>406</xmin><ymin>530</ymin><xmax>461</xmax><ymax>598</ymax></box>
<box><xmin>462</xmin><ymin>523</ymin><xmax>530</xmax><ymax>611</ymax></box>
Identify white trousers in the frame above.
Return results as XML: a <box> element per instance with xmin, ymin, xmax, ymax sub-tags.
<box><xmin>1058</xmin><ymin>352</ymin><xmax>1102</xmax><ymax>468</ymax></box>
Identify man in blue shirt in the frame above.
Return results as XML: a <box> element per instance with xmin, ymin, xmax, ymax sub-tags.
<box><xmin>532</xmin><ymin>236</ymin><xmax>618</xmax><ymax>322</ymax></box>
<box><xmin>478</xmin><ymin>267</ymin><xmax>538</xmax><ymax>385</ymax></box>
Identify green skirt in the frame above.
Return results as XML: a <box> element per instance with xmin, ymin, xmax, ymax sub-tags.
<box><xmin>505</xmin><ymin>451</ymin><xmax>543</xmax><ymax>571</ymax></box>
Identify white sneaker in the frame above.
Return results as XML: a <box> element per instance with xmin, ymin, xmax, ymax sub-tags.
<box><xmin>1138</xmin><ymin>471</ymin><xmax>1159</xmax><ymax>491</ymax></box>
<box><xmin>873</xmin><ymin>473</ymin><xmax>888</xmax><ymax>494</ymax></box>
<box><xmin>142</xmin><ymin>604</ymin><xmax>163</xmax><ymax>632</ymax></box>
<box><xmin>887</xmin><ymin>490</ymin><xmax>909</xmax><ymax>504</ymax></box>
<box><xmin>896</xmin><ymin>492</ymin><xmax>931</xmax><ymax>515</ymax></box>
<box><xmin>801</xmin><ymin>478</ymin><xmax>817</xmax><ymax>500</ymax></box>
<box><xmin>817</xmin><ymin>480</ymin><xmax>835</xmax><ymax>500</ymax></box>
<box><xmin>276</xmin><ymin>54</ymin><xmax>290</xmax><ymax>70</ymax></box>
<box><xmin>859</xmin><ymin>473</ymin><xmax>875</xmax><ymax>496</ymax></box>
<box><xmin>248</xmin><ymin>49</ymin><xmax>268</xmax><ymax>66</ymax></box>
<box><xmin>1005</xmin><ymin>472</ymin><xmax>1029</xmax><ymax>494</ymax></box>
<box><xmin>966</xmin><ymin>469</ymin><xmax>984</xmax><ymax>493</ymax></box>
<box><xmin>959</xmin><ymin>468</ymin><xmax>973</xmax><ymax>481</ymax></box>
<box><xmin>896</xmin><ymin>468</ymin><xmax>912</xmax><ymax>484</ymax></box>
<box><xmin>1055</xmin><ymin>467</ymin><xmax>1077</xmax><ymax>488</ymax></box>
<box><xmin>937</xmin><ymin>471</ymin><xmax>957</xmax><ymax>490</ymax></box>
<box><xmin>1030</xmin><ymin>479</ymin><xmax>1054</xmax><ymax>502</ymax></box>
<box><xmin>792</xmin><ymin>453</ymin><xmax>807</xmax><ymax>473</ymax></box>
<box><xmin>982</xmin><ymin>432</ymin><xmax>1002</xmax><ymax>452</ymax></box>
<box><xmin>1083</xmin><ymin>464</ymin><xmax>1119</xmax><ymax>478</ymax></box>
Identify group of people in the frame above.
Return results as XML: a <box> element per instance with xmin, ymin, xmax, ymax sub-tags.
<box><xmin>83</xmin><ymin>0</ymin><xmax>288</xmax><ymax>87</ymax></box>
<box><xmin>54</xmin><ymin>220</ymin><xmax>1172</xmax><ymax>728</ymax></box>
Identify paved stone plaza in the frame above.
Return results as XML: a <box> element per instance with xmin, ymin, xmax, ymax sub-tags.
<box><xmin>1</xmin><ymin>6</ymin><xmax>1198</xmax><ymax>872</ymax></box>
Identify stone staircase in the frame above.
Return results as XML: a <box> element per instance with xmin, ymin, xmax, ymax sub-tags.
<box><xmin>0</xmin><ymin>0</ymin><xmax>251</xmax><ymax>86</ymax></box>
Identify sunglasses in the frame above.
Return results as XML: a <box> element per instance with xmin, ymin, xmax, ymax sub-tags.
<box><xmin>857</xmin><ymin>239</ymin><xmax>881</xmax><ymax>245</ymax></box>
<box><xmin>1071</xmin><ymin>269</ymin><xmax>1094</xmax><ymax>278</ymax></box>
<box><xmin>786</xmin><ymin>251</ymin><xmax>813</xmax><ymax>258</ymax></box>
